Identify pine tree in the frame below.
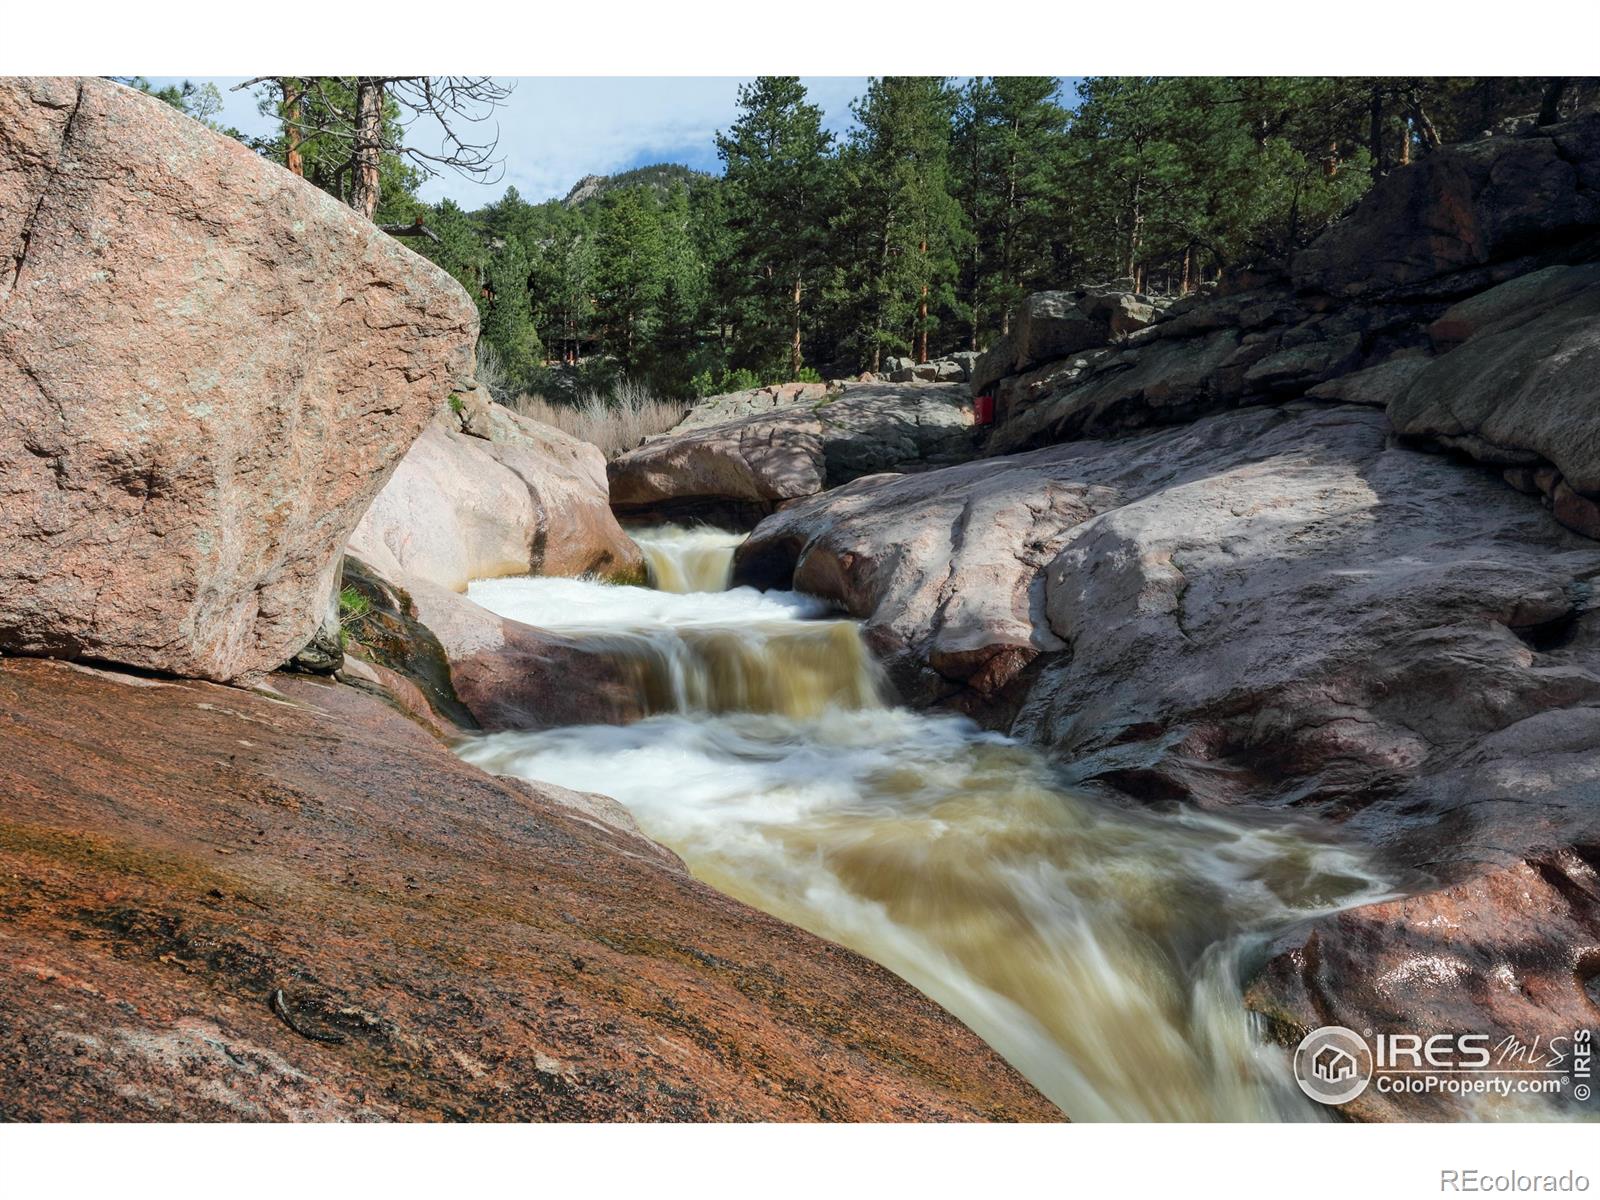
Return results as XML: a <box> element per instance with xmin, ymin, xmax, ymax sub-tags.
<box><xmin>844</xmin><ymin>77</ymin><xmax>966</xmax><ymax>368</ymax></box>
<box><xmin>481</xmin><ymin>236</ymin><xmax>542</xmax><ymax>389</ymax></box>
<box><xmin>715</xmin><ymin>77</ymin><xmax>835</xmax><ymax>377</ymax></box>
<box><xmin>644</xmin><ymin>182</ymin><xmax>710</xmax><ymax>396</ymax></box>
<box><xmin>953</xmin><ymin>77</ymin><xmax>1067</xmax><ymax>344</ymax></box>
<box><xmin>594</xmin><ymin>188</ymin><xmax>667</xmax><ymax>371</ymax></box>
<box><xmin>418</xmin><ymin>198</ymin><xmax>489</xmax><ymax>302</ymax></box>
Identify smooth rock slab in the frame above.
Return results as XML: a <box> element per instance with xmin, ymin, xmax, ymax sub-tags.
<box><xmin>0</xmin><ymin>656</ymin><xmax>1058</xmax><ymax>1122</ymax></box>
<box><xmin>0</xmin><ymin>77</ymin><xmax>476</xmax><ymax>682</ymax></box>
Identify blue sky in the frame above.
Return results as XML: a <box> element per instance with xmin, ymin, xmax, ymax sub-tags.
<box><xmin>152</xmin><ymin>77</ymin><xmax>1084</xmax><ymax>211</ymax></box>
<box><xmin>151</xmin><ymin>77</ymin><xmax>875</xmax><ymax>207</ymax></box>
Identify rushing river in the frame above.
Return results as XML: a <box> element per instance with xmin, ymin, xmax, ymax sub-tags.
<box><xmin>457</xmin><ymin>525</ymin><xmax>1397</xmax><ymax>1121</ymax></box>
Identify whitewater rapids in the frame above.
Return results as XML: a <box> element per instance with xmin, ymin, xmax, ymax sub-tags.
<box><xmin>457</xmin><ymin>524</ymin><xmax>1396</xmax><ymax>1120</ymax></box>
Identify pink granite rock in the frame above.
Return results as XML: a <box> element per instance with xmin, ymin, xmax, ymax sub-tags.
<box><xmin>0</xmin><ymin>76</ymin><xmax>477</xmax><ymax>682</ymax></box>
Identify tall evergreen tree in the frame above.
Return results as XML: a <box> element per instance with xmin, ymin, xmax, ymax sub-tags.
<box><xmin>418</xmin><ymin>197</ymin><xmax>489</xmax><ymax>301</ymax></box>
<box><xmin>715</xmin><ymin>77</ymin><xmax>836</xmax><ymax>377</ymax></box>
<box><xmin>594</xmin><ymin>188</ymin><xmax>667</xmax><ymax>370</ymax></box>
<box><xmin>843</xmin><ymin>76</ymin><xmax>966</xmax><ymax>368</ymax></box>
<box><xmin>953</xmin><ymin>77</ymin><xmax>1067</xmax><ymax>344</ymax></box>
<box><xmin>644</xmin><ymin>182</ymin><xmax>710</xmax><ymax>395</ymax></box>
<box><xmin>481</xmin><ymin>236</ymin><xmax>542</xmax><ymax>388</ymax></box>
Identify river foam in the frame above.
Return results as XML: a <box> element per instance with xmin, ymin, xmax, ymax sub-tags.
<box><xmin>458</xmin><ymin>526</ymin><xmax>1397</xmax><ymax>1120</ymax></box>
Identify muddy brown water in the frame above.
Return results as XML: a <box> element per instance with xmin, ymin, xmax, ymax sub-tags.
<box><xmin>456</xmin><ymin>525</ymin><xmax>1397</xmax><ymax>1120</ymax></box>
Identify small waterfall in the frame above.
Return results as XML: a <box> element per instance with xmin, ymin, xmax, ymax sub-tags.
<box><xmin>631</xmin><ymin>525</ymin><xmax>742</xmax><ymax>594</ymax></box>
<box><xmin>466</xmin><ymin>569</ymin><xmax>884</xmax><ymax>720</ymax></box>
<box><xmin>459</xmin><ymin>526</ymin><xmax>1400</xmax><ymax>1121</ymax></box>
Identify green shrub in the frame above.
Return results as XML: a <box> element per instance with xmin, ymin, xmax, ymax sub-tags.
<box><xmin>338</xmin><ymin>585</ymin><xmax>371</xmax><ymax>627</ymax></box>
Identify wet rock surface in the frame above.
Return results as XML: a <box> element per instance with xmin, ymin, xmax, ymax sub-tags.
<box><xmin>0</xmin><ymin>77</ymin><xmax>476</xmax><ymax>683</ymax></box>
<box><xmin>737</xmin><ymin>402</ymin><xmax>1600</xmax><ymax>1117</ymax></box>
<box><xmin>0</xmin><ymin>657</ymin><xmax>1057</xmax><ymax>1122</ymax></box>
<box><xmin>1248</xmin><ymin>849</ymin><xmax>1600</xmax><ymax>1122</ymax></box>
<box><xmin>336</xmin><ymin>554</ymin><xmax>650</xmax><ymax>734</ymax></box>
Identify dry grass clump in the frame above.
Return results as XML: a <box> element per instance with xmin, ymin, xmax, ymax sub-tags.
<box><xmin>511</xmin><ymin>377</ymin><xmax>687</xmax><ymax>458</ymax></box>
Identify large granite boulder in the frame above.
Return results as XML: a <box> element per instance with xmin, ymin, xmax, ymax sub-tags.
<box><xmin>971</xmin><ymin>292</ymin><xmax>1108</xmax><ymax>396</ymax></box>
<box><xmin>1388</xmin><ymin>270</ymin><xmax>1600</xmax><ymax>541</ymax></box>
<box><xmin>1291</xmin><ymin>109</ymin><xmax>1600</xmax><ymax>297</ymax></box>
<box><xmin>0</xmin><ymin>656</ymin><xmax>1057</xmax><ymax>1121</ymax></box>
<box><xmin>608</xmin><ymin>411</ymin><xmax>827</xmax><ymax>522</ymax></box>
<box><xmin>336</xmin><ymin>554</ymin><xmax>649</xmax><ymax>733</ymax></box>
<box><xmin>608</xmin><ymin>382</ymin><xmax>974</xmax><ymax>523</ymax></box>
<box><xmin>0</xmin><ymin>77</ymin><xmax>476</xmax><ymax>683</ymax></box>
<box><xmin>340</xmin><ymin>398</ymin><xmax>648</xmax><ymax>732</ymax></box>
<box><xmin>348</xmin><ymin>406</ymin><xmax>643</xmax><ymax>594</ymax></box>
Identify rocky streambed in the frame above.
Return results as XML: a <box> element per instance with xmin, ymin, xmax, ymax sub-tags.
<box><xmin>0</xmin><ymin>77</ymin><xmax>1052</xmax><ymax>1122</ymax></box>
<box><xmin>3</xmin><ymin>75</ymin><xmax>1599</xmax><ymax>1123</ymax></box>
<box><xmin>457</xmin><ymin>532</ymin><xmax>1399</xmax><ymax>1121</ymax></box>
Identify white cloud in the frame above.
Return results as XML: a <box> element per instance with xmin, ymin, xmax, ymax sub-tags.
<box><xmin>147</xmin><ymin>75</ymin><xmax>872</xmax><ymax>207</ymax></box>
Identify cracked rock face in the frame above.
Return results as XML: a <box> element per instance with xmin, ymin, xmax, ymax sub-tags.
<box><xmin>1390</xmin><ymin>268</ymin><xmax>1600</xmax><ymax>515</ymax></box>
<box><xmin>0</xmin><ymin>77</ymin><xmax>477</xmax><ymax>682</ymax></box>
<box><xmin>1290</xmin><ymin>110</ymin><xmax>1600</xmax><ymax>298</ymax></box>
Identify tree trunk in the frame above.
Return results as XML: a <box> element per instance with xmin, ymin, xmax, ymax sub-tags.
<box><xmin>1126</xmin><ymin>176</ymin><xmax>1143</xmax><ymax>284</ymax></box>
<box><xmin>1405</xmin><ymin>93</ymin><xmax>1441</xmax><ymax>152</ymax></box>
<box><xmin>916</xmin><ymin>238</ymin><xmax>929</xmax><ymax>364</ymax></box>
<box><xmin>281</xmin><ymin>79</ymin><xmax>304</xmax><ymax>178</ymax></box>
<box><xmin>1369</xmin><ymin>86</ymin><xmax>1387</xmax><ymax>180</ymax></box>
<box><xmin>790</xmin><ymin>276</ymin><xmax>803</xmax><ymax>377</ymax></box>
<box><xmin>1180</xmin><ymin>245</ymin><xmax>1192</xmax><ymax>295</ymax></box>
<box><xmin>1002</xmin><ymin>136</ymin><xmax>1019</xmax><ymax>332</ymax></box>
<box><xmin>350</xmin><ymin>79</ymin><xmax>385</xmax><ymax>221</ymax></box>
<box><xmin>966</xmin><ymin>118</ymin><xmax>983</xmax><ymax>354</ymax></box>
<box><xmin>1539</xmin><ymin>78</ymin><xmax>1569</xmax><ymax>126</ymax></box>
<box><xmin>1399</xmin><ymin>122</ymin><xmax>1411</xmax><ymax>166</ymax></box>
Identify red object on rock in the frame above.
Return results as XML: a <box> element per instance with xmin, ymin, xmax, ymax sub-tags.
<box><xmin>974</xmin><ymin>395</ymin><xmax>995</xmax><ymax>426</ymax></box>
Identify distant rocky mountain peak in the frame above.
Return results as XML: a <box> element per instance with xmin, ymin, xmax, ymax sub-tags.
<box><xmin>561</xmin><ymin>163</ymin><xmax>712</xmax><ymax>207</ymax></box>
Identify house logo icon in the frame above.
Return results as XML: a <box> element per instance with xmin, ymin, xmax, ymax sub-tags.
<box><xmin>1293</xmin><ymin>1026</ymin><xmax>1374</xmax><ymax>1105</ymax></box>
